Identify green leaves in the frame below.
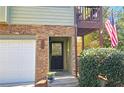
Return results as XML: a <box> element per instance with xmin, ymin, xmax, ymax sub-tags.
<box><xmin>99</xmin><ymin>51</ymin><xmax>124</xmax><ymax>86</ymax></box>
<box><xmin>79</xmin><ymin>48</ymin><xmax>124</xmax><ymax>87</ymax></box>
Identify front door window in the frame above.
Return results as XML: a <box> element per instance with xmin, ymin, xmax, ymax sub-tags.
<box><xmin>52</xmin><ymin>43</ymin><xmax>62</xmax><ymax>56</ymax></box>
<box><xmin>50</xmin><ymin>42</ymin><xmax>64</xmax><ymax>71</ymax></box>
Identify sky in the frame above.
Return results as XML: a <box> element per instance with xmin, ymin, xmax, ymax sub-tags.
<box><xmin>111</xmin><ymin>6</ymin><xmax>123</xmax><ymax>11</ymax></box>
<box><xmin>109</xmin><ymin>6</ymin><xmax>123</xmax><ymax>21</ymax></box>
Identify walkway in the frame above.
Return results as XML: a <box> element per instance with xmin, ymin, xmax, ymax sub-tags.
<box><xmin>0</xmin><ymin>82</ymin><xmax>34</xmax><ymax>87</ymax></box>
<box><xmin>0</xmin><ymin>72</ymin><xmax>79</xmax><ymax>87</ymax></box>
<box><xmin>48</xmin><ymin>72</ymin><xmax>79</xmax><ymax>87</ymax></box>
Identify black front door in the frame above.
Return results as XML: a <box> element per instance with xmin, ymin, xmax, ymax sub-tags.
<box><xmin>50</xmin><ymin>42</ymin><xmax>64</xmax><ymax>71</ymax></box>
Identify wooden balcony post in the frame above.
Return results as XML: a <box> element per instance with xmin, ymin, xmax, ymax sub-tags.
<box><xmin>99</xmin><ymin>29</ymin><xmax>103</xmax><ymax>47</ymax></box>
<box><xmin>74</xmin><ymin>7</ymin><xmax>78</xmax><ymax>77</ymax></box>
<box><xmin>82</xmin><ymin>35</ymin><xmax>84</xmax><ymax>50</ymax></box>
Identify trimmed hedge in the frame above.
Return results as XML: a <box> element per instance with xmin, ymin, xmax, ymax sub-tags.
<box><xmin>99</xmin><ymin>51</ymin><xmax>124</xmax><ymax>86</ymax></box>
<box><xmin>79</xmin><ymin>48</ymin><xmax>124</xmax><ymax>87</ymax></box>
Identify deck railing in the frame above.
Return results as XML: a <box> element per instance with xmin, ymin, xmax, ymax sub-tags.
<box><xmin>75</xmin><ymin>6</ymin><xmax>102</xmax><ymax>28</ymax></box>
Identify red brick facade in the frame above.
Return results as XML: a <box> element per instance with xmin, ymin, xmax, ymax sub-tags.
<box><xmin>0</xmin><ymin>24</ymin><xmax>76</xmax><ymax>85</ymax></box>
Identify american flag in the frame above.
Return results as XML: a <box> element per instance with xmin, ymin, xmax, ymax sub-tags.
<box><xmin>105</xmin><ymin>11</ymin><xmax>118</xmax><ymax>48</ymax></box>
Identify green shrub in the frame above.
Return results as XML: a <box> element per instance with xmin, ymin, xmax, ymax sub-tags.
<box><xmin>99</xmin><ymin>51</ymin><xmax>124</xmax><ymax>86</ymax></box>
<box><xmin>79</xmin><ymin>48</ymin><xmax>124</xmax><ymax>87</ymax></box>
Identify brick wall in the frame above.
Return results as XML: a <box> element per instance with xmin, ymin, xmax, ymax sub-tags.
<box><xmin>0</xmin><ymin>24</ymin><xmax>76</xmax><ymax>84</ymax></box>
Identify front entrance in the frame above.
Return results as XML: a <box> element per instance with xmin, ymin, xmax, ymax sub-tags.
<box><xmin>50</xmin><ymin>42</ymin><xmax>64</xmax><ymax>71</ymax></box>
<box><xmin>49</xmin><ymin>37</ymin><xmax>73</xmax><ymax>73</ymax></box>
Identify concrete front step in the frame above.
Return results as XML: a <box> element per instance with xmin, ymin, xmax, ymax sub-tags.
<box><xmin>49</xmin><ymin>83</ymin><xmax>79</xmax><ymax>87</ymax></box>
<box><xmin>48</xmin><ymin>76</ymin><xmax>79</xmax><ymax>87</ymax></box>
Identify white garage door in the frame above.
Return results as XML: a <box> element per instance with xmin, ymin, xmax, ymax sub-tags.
<box><xmin>0</xmin><ymin>35</ymin><xmax>36</xmax><ymax>84</ymax></box>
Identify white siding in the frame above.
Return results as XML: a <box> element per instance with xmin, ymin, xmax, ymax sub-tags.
<box><xmin>0</xmin><ymin>6</ymin><xmax>8</xmax><ymax>22</ymax></box>
<box><xmin>9</xmin><ymin>6</ymin><xmax>74</xmax><ymax>26</ymax></box>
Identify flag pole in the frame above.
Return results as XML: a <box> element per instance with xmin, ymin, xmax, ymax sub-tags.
<box><xmin>105</xmin><ymin>8</ymin><xmax>118</xmax><ymax>48</ymax></box>
<box><xmin>112</xmin><ymin>8</ymin><xmax>118</xmax><ymax>48</ymax></box>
